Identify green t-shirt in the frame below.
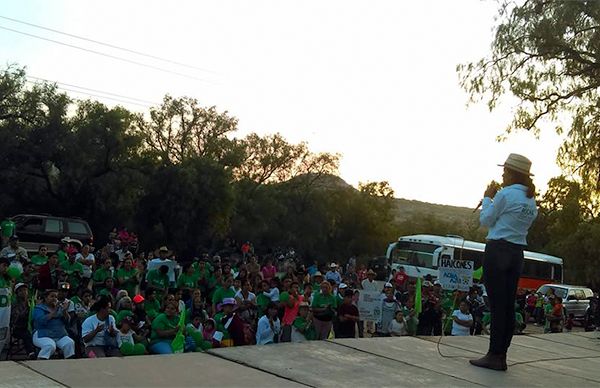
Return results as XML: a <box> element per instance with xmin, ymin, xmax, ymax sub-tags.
<box><xmin>213</xmin><ymin>312</ymin><xmax>230</xmax><ymax>339</ymax></box>
<box><xmin>177</xmin><ymin>273</ymin><xmax>198</xmax><ymax>290</ymax></box>
<box><xmin>144</xmin><ymin>299</ymin><xmax>161</xmax><ymax>320</ymax></box>
<box><xmin>279</xmin><ymin>291</ymin><xmax>291</xmax><ymax>305</ymax></box>
<box><xmin>193</xmin><ymin>264</ymin><xmax>212</xmax><ymax>280</ymax></box>
<box><xmin>57</xmin><ymin>250</ymin><xmax>68</xmax><ymax>265</ymax></box>
<box><xmin>93</xmin><ymin>267</ymin><xmax>113</xmax><ymax>284</ymax></box>
<box><xmin>212</xmin><ymin>286</ymin><xmax>235</xmax><ymax>305</ymax></box>
<box><xmin>30</xmin><ymin>254</ymin><xmax>48</xmax><ymax>266</ymax></box>
<box><xmin>311</xmin><ymin>292</ymin><xmax>338</xmax><ymax>309</ymax></box>
<box><xmin>116</xmin><ymin>310</ymin><xmax>134</xmax><ymax>325</ymax></box>
<box><xmin>293</xmin><ymin>316</ymin><xmax>316</xmax><ymax>340</ymax></box>
<box><xmin>116</xmin><ymin>267</ymin><xmax>138</xmax><ymax>295</ymax></box>
<box><xmin>61</xmin><ymin>261</ymin><xmax>84</xmax><ymax>288</ymax></box>
<box><xmin>256</xmin><ymin>293</ymin><xmax>270</xmax><ymax>316</ymax></box>
<box><xmin>151</xmin><ymin>313</ymin><xmax>179</xmax><ymax>342</ymax></box>
<box><xmin>147</xmin><ymin>269</ymin><xmax>169</xmax><ymax>290</ymax></box>
<box><xmin>0</xmin><ymin>275</ymin><xmax>10</xmax><ymax>289</ymax></box>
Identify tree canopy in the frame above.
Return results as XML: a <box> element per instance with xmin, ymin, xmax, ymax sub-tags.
<box><xmin>458</xmin><ymin>0</ymin><xmax>600</xmax><ymax>210</ymax></box>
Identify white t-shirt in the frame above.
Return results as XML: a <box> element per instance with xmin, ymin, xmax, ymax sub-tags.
<box><xmin>147</xmin><ymin>258</ymin><xmax>178</xmax><ymax>283</ymax></box>
<box><xmin>388</xmin><ymin>318</ymin><xmax>407</xmax><ymax>336</ymax></box>
<box><xmin>82</xmin><ymin>314</ymin><xmax>117</xmax><ymax>346</ymax></box>
<box><xmin>116</xmin><ymin>329</ymin><xmax>135</xmax><ymax>347</ymax></box>
<box><xmin>256</xmin><ymin>315</ymin><xmax>281</xmax><ymax>345</ymax></box>
<box><xmin>58</xmin><ymin>298</ymin><xmax>76</xmax><ymax>313</ymax></box>
<box><xmin>451</xmin><ymin>310</ymin><xmax>473</xmax><ymax>336</ymax></box>
<box><xmin>76</xmin><ymin>253</ymin><xmax>95</xmax><ymax>278</ymax></box>
<box><xmin>361</xmin><ymin>279</ymin><xmax>379</xmax><ymax>291</ymax></box>
<box><xmin>235</xmin><ymin>290</ymin><xmax>256</xmax><ymax>302</ymax></box>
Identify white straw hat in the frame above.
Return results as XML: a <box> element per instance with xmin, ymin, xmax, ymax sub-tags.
<box><xmin>498</xmin><ymin>153</ymin><xmax>533</xmax><ymax>176</ymax></box>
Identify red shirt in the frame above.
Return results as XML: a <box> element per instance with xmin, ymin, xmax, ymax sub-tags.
<box><xmin>393</xmin><ymin>272</ymin><xmax>408</xmax><ymax>288</ymax></box>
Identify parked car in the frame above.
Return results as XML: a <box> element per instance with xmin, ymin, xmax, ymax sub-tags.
<box><xmin>536</xmin><ymin>284</ymin><xmax>594</xmax><ymax>319</ymax></box>
<box><xmin>9</xmin><ymin>214</ymin><xmax>94</xmax><ymax>253</ymax></box>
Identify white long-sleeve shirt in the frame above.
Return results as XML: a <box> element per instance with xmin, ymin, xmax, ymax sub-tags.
<box><xmin>480</xmin><ymin>184</ymin><xmax>537</xmax><ymax>245</ymax></box>
<box><xmin>263</xmin><ymin>287</ymin><xmax>280</xmax><ymax>302</ymax></box>
<box><xmin>256</xmin><ymin>315</ymin><xmax>281</xmax><ymax>345</ymax></box>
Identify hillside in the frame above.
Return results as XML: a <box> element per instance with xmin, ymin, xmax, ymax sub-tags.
<box><xmin>306</xmin><ymin>173</ymin><xmax>481</xmax><ymax>226</ymax></box>
<box><xmin>391</xmin><ymin>197</ymin><xmax>478</xmax><ymax>224</ymax></box>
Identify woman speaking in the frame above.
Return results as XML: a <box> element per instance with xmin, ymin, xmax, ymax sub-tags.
<box><xmin>470</xmin><ymin>153</ymin><xmax>538</xmax><ymax>371</ymax></box>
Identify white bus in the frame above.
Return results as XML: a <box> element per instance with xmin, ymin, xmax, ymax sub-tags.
<box><xmin>386</xmin><ymin>234</ymin><xmax>563</xmax><ymax>290</ymax></box>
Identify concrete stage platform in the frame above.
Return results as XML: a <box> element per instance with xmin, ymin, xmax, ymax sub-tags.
<box><xmin>2</xmin><ymin>331</ymin><xmax>599</xmax><ymax>387</ymax></box>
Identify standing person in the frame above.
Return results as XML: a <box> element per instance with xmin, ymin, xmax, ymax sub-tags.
<box><xmin>31</xmin><ymin>245</ymin><xmax>49</xmax><ymax>266</ymax></box>
<box><xmin>279</xmin><ymin>281</ymin><xmax>304</xmax><ymax>342</ymax></box>
<box><xmin>311</xmin><ymin>281</ymin><xmax>337</xmax><ymax>340</ymax></box>
<box><xmin>470</xmin><ymin>154</ymin><xmax>538</xmax><ymax>371</ymax></box>
<box><xmin>361</xmin><ymin>269</ymin><xmax>379</xmax><ymax>335</ymax></box>
<box><xmin>76</xmin><ymin>245</ymin><xmax>95</xmax><ymax>288</ymax></box>
<box><xmin>37</xmin><ymin>253</ymin><xmax>62</xmax><ymax>290</ymax></box>
<box><xmin>325</xmin><ymin>263</ymin><xmax>342</xmax><ymax>285</ymax></box>
<box><xmin>337</xmin><ymin>290</ymin><xmax>360</xmax><ymax>338</ymax></box>
<box><xmin>452</xmin><ymin>301</ymin><xmax>474</xmax><ymax>336</ymax></box>
<box><xmin>261</xmin><ymin>259</ymin><xmax>277</xmax><ymax>283</ymax></box>
<box><xmin>0</xmin><ymin>235</ymin><xmax>29</xmax><ymax>269</ymax></box>
<box><xmin>256</xmin><ymin>302</ymin><xmax>281</xmax><ymax>345</ymax></box>
<box><xmin>10</xmin><ymin>283</ymin><xmax>36</xmax><ymax>358</ymax></box>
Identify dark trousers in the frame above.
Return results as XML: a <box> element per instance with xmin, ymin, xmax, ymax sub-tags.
<box><xmin>13</xmin><ymin>327</ymin><xmax>35</xmax><ymax>354</ymax></box>
<box><xmin>483</xmin><ymin>239</ymin><xmax>524</xmax><ymax>355</ymax></box>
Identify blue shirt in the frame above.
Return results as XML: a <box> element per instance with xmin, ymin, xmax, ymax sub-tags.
<box><xmin>480</xmin><ymin>184</ymin><xmax>537</xmax><ymax>245</ymax></box>
<box><xmin>325</xmin><ymin>270</ymin><xmax>342</xmax><ymax>284</ymax></box>
<box><xmin>33</xmin><ymin>304</ymin><xmax>69</xmax><ymax>339</ymax></box>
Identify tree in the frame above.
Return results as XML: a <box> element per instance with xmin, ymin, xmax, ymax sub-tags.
<box><xmin>136</xmin><ymin>158</ymin><xmax>235</xmax><ymax>256</ymax></box>
<box><xmin>235</xmin><ymin>133</ymin><xmax>340</xmax><ymax>187</ymax></box>
<box><xmin>458</xmin><ymin>0</ymin><xmax>600</xmax><ymax>204</ymax></box>
<box><xmin>136</xmin><ymin>95</ymin><xmax>244</xmax><ymax>167</ymax></box>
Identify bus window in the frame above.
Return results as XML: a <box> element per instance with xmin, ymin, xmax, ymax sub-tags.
<box><xmin>392</xmin><ymin>242</ymin><xmax>439</xmax><ymax>269</ymax></box>
<box><xmin>452</xmin><ymin>248</ymin><xmax>484</xmax><ymax>269</ymax></box>
<box><xmin>552</xmin><ymin>264</ymin><xmax>563</xmax><ymax>282</ymax></box>
<box><xmin>522</xmin><ymin>259</ymin><xmax>553</xmax><ymax>280</ymax></box>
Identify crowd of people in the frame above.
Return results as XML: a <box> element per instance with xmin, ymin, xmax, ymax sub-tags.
<box><xmin>0</xmin><ymin>230</ymin><xmax>596</xmax><ymax>360</ymax></box>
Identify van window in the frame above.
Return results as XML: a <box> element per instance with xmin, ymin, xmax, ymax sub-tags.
<box><xmin>45</xmin><ymin>219</ymin><xmax>62</xmax><ymax>233</ymax></box>
<box><xmin>539</xmin><ymin>285</ymin><xmax>567</xmax><ymax>299</ymax></box>
<box><xmin>22</xmin><ymin>218</ymin><xmax>43</xmax><ymax>232</ymax></box>
<box><xmin>67</xmin><ymin>221</ymin><xmax>88</xmax><ymax>234</ymax></box>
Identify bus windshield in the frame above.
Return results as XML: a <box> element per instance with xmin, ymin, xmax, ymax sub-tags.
<box><xmin>391</xmin><ymin>241</ymin><xmax>439</xmax><ymax>269</ymax></box>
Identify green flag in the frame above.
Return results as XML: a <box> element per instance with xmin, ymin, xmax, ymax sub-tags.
<box><xmin>171</xmin><ymin>309</ymin><xmax>186</xmax><ymax>353</ymax></box>
<box><xmin>473</xmin><ymin>266</ymin><xmax>483</xmax><ymax>280</ymax></box>
<box><xmin>27</xmin><ymin>290</ymin><xmax>36</xmax><ymax>333</ymax></box>
<box><xmin>415</xmin><ymin>277</ymin><xmax>422</xmax><ymax>314</ymax></box>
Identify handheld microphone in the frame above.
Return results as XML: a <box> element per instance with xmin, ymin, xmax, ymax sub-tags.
<box><xmin>473</xmin><ymin>181</ymin><xmax>501</xmax><ymax>213</ymax></box>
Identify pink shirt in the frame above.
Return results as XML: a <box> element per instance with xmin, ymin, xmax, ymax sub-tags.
<box><xmin>261</xmin><ymin>265</ymin><xmax>276</xmax><ymax>281</ymax></box>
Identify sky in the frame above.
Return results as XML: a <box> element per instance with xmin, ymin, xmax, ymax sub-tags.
<box><xmin>0</xmin><ymin>0</ymin><xmax>565</xmax><ymax>208</ymax></box>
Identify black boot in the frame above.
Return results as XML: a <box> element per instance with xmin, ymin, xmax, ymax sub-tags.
<box><xmin>469</xmin><ymin>353</ymin><xmax>506</xmax><ymax>371</ymax></box>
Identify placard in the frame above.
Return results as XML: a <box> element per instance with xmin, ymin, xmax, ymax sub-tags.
<box><xmin>438</xmin><ymin>258</ymin><xmax>474</xmax><ymax>291</ymax></box>
<box><xmin>357</xmin><ymin>290</ymin><xmax>382</xmax><ymax>322</ymax></box>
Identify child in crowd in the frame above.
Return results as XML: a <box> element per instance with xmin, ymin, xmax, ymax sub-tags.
<box><xmin>389</xmin><ymin>310</ymin><xmax>408</xmax><ymax>336</ymax></box>
<box><xmin>565</xmin><ymin>313</ymin><xmax>575</xmax><ymax>332</ymax></box>
<box><xmin>186</xmin><ymin>312</ymin><xmax>212</xmax><ymax>351</ymax></box>
<box><xmin>292</xmin><ymin>302</ymin><xmax>315</xmax><ymax>342</ymax></box>
<box><xmin>117</xmin><ymin>316</ymin><xmax>146</xmax><ymax>356</ymax></box>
